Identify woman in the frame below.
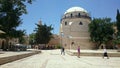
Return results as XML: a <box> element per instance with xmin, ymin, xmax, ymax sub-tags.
<box><xmin>77</xmin><ymin>46</ymin><xmax>80</xmax><ymax>58</ymax></box>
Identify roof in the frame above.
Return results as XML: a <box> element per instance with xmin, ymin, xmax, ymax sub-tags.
<box><xmin>64</xmin><ymin>6</ymin><xmax>87</xmax><ymax>14</ymax></box>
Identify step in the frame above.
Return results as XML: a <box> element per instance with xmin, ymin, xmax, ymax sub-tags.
<box><xmin>0</xmin><ymin>51</ymin><xmax>41</xmax><ymax>65</ymax></box>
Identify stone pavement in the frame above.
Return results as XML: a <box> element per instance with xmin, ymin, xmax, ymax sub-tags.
<box><xmin>0</xmin><ymin>49</ymin><xmax>120</xmax><ymax>68</ymax></box>
<box><xmin>0</xmin><ymin>49</ymin><xmax>40</xmax><ymax>58</ymax></box>
<box><xmin>0</xmin><ymin>51</ymin><xmax>32</xmax><ymax>58</ymax></box>
<box><xmin>0</xmin><ymin>49</ymin><xmax>41</xmax><ymax>65</ymax></box>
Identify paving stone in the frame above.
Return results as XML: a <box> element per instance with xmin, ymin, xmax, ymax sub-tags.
<box><xmin>0</xmin><ymin>49</ymin><xmax>120</xmax><ymax>68</ymax></box>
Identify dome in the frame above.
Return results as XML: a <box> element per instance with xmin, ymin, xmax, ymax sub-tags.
<box><xmin>64</xmin><ymin>6</ymin><xmax>87</xmax><ymax>14</ymax></box>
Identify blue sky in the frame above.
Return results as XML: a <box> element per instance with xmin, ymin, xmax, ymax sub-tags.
<box><xmin>18</xmin><ymin>0</ymin><xmax>120</xmax><ymax>35</ymax></box>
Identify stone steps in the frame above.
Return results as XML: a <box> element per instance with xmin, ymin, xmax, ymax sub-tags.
<box><xmin>67</xmin><ymin>50</ymin><xmax>120</xmax><ymax>57</ymax></box>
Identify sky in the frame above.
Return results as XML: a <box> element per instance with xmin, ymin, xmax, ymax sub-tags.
<box><xmin>18</xmin><ymin>0</ymin><xmax>120</xmax><ymax>35</ymax></box>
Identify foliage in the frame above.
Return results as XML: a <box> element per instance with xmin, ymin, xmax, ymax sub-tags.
<box><xmin>19</xmin><ymin>37</ymin><xmax>25</xmax><ymax>44</ymax></box>
<box><xmin>34</xmin><ymin>24</ymin><xmax>53</xmax><ymax>44</ymax></box>
<box><xmin>29</xmin><ymin>33</ymin><xmax>35</xmax><ymax>45</ymax></box>
<box><xmin>89</xmin><ymin>18</ymin><xmax>114</xmax><ymax>49</ymax></box>
<box><xmin>114</xmin><ymin>9</ymin><xmax>120</xmax><ymax>44</ymax></box>
<box><xmin>0</xmin><ymin>0</ymin><xmax>32</xmax><ymax>50</ymax></box>
<box><xmin>0</xmin><ymin>0</ymin><xmax>32</xmax><ymax>38</ymax></box>
<box><xmin>19</xmin><ymin>36</ymin><xmax>26</xmax><ymax>44</ymax></box>
<box><xmin>116</xmin><ymin>9</ymin><xmax>120</xmax><ymax>32</ymax></box>
<box><xmin>55</xmin><ymin>44</ymin><xmax>61</xmax><ymax>49</ymax></box>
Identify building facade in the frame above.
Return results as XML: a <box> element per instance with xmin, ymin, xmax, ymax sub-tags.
<box><xmin>60</xmin><ymin>6</ymin><xmax>95</xmax><ymax>49</ymax></box>
<box><xmin>0</xmin><ymin>38</ymin><xmax>19</xmax><ymax>49</ymax></box>
<box><xmin>48</xmin><ymin>34</ymin><xmax>60</xmax><ymax>46</ymax></box>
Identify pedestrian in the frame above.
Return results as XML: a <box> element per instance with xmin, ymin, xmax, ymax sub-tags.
<box><xmin>77</xmin><ymin>46</ymin><xmax>80</xmax><ymax>58</ymax></box>
<box><xmin>61</xmin><ymin>46</ymin><xmax>65</xmax><ymax>55</ymax></box>
<box><xmin>103</xmin><ymin>46</ymin><xmax>109</xmax><ymax>59</ymax></box>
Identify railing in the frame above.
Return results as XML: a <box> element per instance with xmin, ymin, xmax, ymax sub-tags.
<box><xmin>62</xmin><ymin>15</ymin><xmax>91</xmax><ymax>20</ymax></box>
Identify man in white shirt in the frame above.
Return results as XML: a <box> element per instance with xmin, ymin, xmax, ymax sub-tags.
<box><xmin>103</xmin><ymin>47</ymin><xmax>109</xmax><ymax>59</ymax></box>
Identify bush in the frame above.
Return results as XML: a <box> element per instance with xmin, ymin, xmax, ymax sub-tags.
<box><xmin>55</xmin><ymin>44</ymin><xmax>61</xmax><ymax>49</ymax></box>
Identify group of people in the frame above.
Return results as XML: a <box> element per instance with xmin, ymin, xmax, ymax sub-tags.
<box><xmin>61</xmin><ymin>45</ymin><xmax>109</xmax><ymax>59</ymax></box>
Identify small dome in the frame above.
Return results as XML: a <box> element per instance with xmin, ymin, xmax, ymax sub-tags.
<box><xmin>64</xmin><ymin>6</ymin><xmax>87</xmax><ymax>14</ymax></box>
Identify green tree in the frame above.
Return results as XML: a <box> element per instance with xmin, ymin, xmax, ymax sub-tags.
<box><xmin>29</xmin><ymin>33</ymin><xmax>35</xmax><ymax>45</ymax></box>
<box><xmin>114</xmin><ymin>9</ymin><xmax>120</xmax><ymax>45</ymax></box>
<box><xmin>116</xmin><ymin>9</ymin><xmax>120</xmax><ymax>32</ymax></box>
<box><xmin>19</xmin><ymin>37</ymin><xmax>25</xmax><ymax>44</ymax></box>
<box><xmin>89</xmin><ymin>18</ymin><xmax>114</xmax><ymax>49</ymax></box>
<box><xmin>34</xmin><ymin>24</ymin><xmax>53</xmax><ymax>45</ymax></box>
<box><xmin>0</xmin><ymin>0</ymin><xmax>32</xmax><ymax>50</ymax></box>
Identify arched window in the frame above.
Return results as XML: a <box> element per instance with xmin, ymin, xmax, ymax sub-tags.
<box><xmin>65</xmin><ymin>22</ymin><xmax>67</xmax><ymax>25</ymax></box>
<box><xmin>64</xmin><ymin>15</ymin><xmax>66</xmax><ymax>18</ymax></box>
<box><xmin>79</xmin><ymin>22</ymin><xmax>83</xmax><ymax>25</ymax></box>
<box><xmin>71</xmin><ymin>42</ymin><xmax>74</xmax><ymax>45</ymax></box>
<box><xmin>78</xmin><ymin>13</ymin><xmax>81</xmax><ymax>17</ymax></box>
<box><xmin>71</xmin><ymin>14</ymin><xmax>73</xmax><ymax>18</ymax></box>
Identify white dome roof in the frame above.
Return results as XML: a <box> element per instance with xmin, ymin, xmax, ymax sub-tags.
<box><xmin>64</xmin><ymin>6</ymin><xmax>87</xmax><ymax>14</ymax></box>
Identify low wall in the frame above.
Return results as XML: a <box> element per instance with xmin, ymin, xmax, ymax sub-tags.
<box><xmin>67</xmin><ymin>51</ymin><xmax>120</xmax><ymax>57</ymax></box>
<box><xmin>0</xmin><ymin>51</ymin><xmax>41</xmax><ymax>65</ymax></box>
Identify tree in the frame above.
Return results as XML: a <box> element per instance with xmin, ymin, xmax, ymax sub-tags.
<box><xmin>116</xmin><ymin>9</ymin><xmax>120</xmax><ymax>32</ymax></box>
<box><xmin>114</xmin><ymin>9</ymin><xmax>120</xmax><ymax>45</ymax></box>
<box><xmin>0</xmin><ymin>0</ymin><xmax>32</xmax><ymax>50</ymax></box>
<box><xmin>34</xmin><ymin>24</ymin><xmax>53</xmax><ymax>45</ymax></box>
<box><xmin>89</xmin><ymin>18</ymin><xmax>114</xmax><ymax>49</ymax></box>
<box><xmin>18</xmin><ymin>31</ymin><xmax>26</xmax><ymax>44</ymax></box>
<box><xmin>29</xmin><ymin>33</ymin><xmax>35</xmax><ymax>45</ymax></box>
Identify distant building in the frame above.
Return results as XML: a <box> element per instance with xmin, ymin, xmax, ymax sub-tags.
<box><xmin>60</xmin><ymin>6</ymin><xmax>94</xmax><ymax>49</ymax></box>
<box><xmin>0</xmin><ymin>38</ymin><xmax>19</xmax><ymax>49</ymax></box>
<box><xmin>0</xmin><ymin>35</ymin><xmax>29</xmax><ymax>50</ymax></box>
<box><xmin>48</xmin><ymin>34</ymin><xmax>60</xmax><ymax>46</ymax></box>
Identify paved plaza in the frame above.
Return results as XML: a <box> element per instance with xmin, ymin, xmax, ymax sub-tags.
<box><xmin>0</xmin><ymin>51</ymin><xmax>32</xmax><ymax>58</ymax></box>
<box><xmin>0</xmin><ymin>49</ymin><xmax>120</xmax><ymax>68</ymax></box>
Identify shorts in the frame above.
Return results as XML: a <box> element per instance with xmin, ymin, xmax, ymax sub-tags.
<box><xmin>104</xmin><ymin>52</ymin><xmax>108</xmax><ymax>56</ymax></box>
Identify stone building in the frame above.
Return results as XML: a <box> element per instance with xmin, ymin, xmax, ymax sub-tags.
<box><xmin>0</xmin><ymin>38</ymin><xmax>19</xmax><ymax>50</ymax></box>
<box><xmin>48</xmin><ymin>34</ymin><xmax>60</xmax><ymax>46</ymax></box>
<box><xmin>60</xmin><ymin>6</ymin><xmax>94</xmax><ymax>49</ymax></box>
<box><xmin>0</xmin><ymin>35</ymin><xmax>29</xmax><ymax>50</ymax></box>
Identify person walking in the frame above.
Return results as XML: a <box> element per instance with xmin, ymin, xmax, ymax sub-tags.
<box><xmin>103</xmin><ymin>46</ymin><xmax>109</xmax><ymax>59</ymax></box>
<box><xmin>61</xmin><ymin>47</ymin><xmax>65</xmax><ymax>55</ymax></box>
<box><xmin>77</xmin><ymin>46</ymin><xmax>80</xmax><ymax>58</ymax></box>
